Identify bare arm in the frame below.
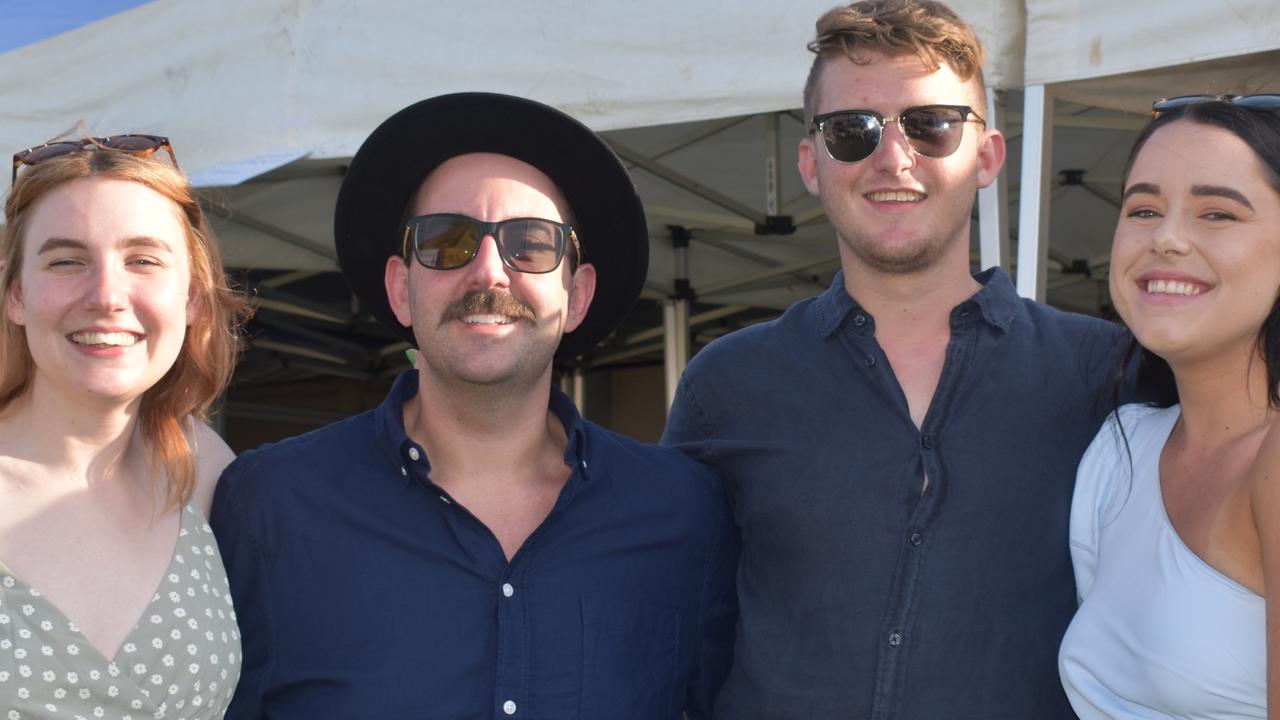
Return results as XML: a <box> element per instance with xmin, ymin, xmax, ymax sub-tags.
<box><xmin>189</xmin><ymin>419</ymin><xmax>236</xmax><ymax>517</ymax></box>
<box><xmin>1252</xmin><ymin>423</ymin><xmax>1280</xmax><ymax>719</ymax></box>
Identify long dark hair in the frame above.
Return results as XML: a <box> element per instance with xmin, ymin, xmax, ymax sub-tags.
<box><xmin>1113</xmin><ymin>100</ymin><xmax>1280</xmax><ymax>411</ymax></box>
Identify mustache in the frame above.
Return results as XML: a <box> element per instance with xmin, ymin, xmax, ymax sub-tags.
<box><xmin>439</xmin><ymin>290</ymin><xmax>536</xmax><ymax>325</ymax></box>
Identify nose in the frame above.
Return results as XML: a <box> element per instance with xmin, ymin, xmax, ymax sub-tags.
<box><xmin>463</xmin><ymin>234</ymin><xmax>512</xmax><ymax>289</ymax></box>
<box><xmin>83</xmin><ymin>261</ymin><xmax>129</xmax><ymax>313</ymax></box>
<box><xmin>1150</xmin><ymin>215</ymin><xmax>1191</xmax><ymax>257</ymax></box>
<box><xmin>870</xmin><ymin>119</ymin><xmax>916</xmax><ymax>174</ymax></box>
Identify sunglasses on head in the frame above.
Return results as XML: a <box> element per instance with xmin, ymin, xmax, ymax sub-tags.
<box><xmin>1151</xmin><ymin>93</ymin><xmax>1280</xmax><ymax>117</ymax></box>
<box><xmin>810</xmin><ymin>105</ymin><xmax>986</xmax><ymax>164</ymax></box>
<box><xmin>403</xmin><ymin>213</ymin><xmax>582</xmax><ymax>274</ymax></box>
<box><xmin>12</xmin><ymin>134</ymin><xmax>177</xmax><ymax>185</ymax></box>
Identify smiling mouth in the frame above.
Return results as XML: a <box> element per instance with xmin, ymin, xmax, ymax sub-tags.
<box><xmin>68</xmin><ymin>331</ymin><xmax>140</xmax><ymax>348</ymax></box>
<box><xmin>866</xmin><ymin>191</ymin><xmax>926</xmax><ymax>202</ymax></box>
<box><xmin>461</xmin><ymin>314</ymin><xmax>518</xmax><ymax>326</ymax></box>
<box><xmin>1145</xmin><ymin>279</ymin><xmax>1204</xmax><ymax>297</ymax></box>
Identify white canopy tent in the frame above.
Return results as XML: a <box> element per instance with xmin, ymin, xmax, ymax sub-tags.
<box><xmin>2</xmin><ymin>0</ymin><xmax>1274</xmax><ymax>427</ymax></box>
<box><xmin>0</xmin><ymin>0</ymin><xmax>1028</xmax><ymax>413</ymax></box>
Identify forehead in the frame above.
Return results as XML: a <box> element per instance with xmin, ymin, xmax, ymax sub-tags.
<box><xmin>23</xmin><ymin>177</ymin><xmax>188</xmax><ymax>249</ymax></box>
<box><xmin>816</xmin><ymin>51</ymin><xmax>981</xmax><ymax>112</ymax></box>
<box><xmin>408</xmin><ymin>152</ymin><xmax>572</xmax><ymax>221</ymax></box>
<box><xmin>1131</xmin><ymin>120</ymin><xmax>1268</xmax><ymax>187</ymax></box>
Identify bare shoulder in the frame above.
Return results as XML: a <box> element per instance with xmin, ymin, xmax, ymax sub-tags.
<box><xmin>187</xmin><ymin>419</ymin><xmax>236</xmax><ymax>517</ymax></box>
<box><xmin>1250</xmin><ymin>419</ymin><xmax>1280</xmax><ymax>543</ymax></box>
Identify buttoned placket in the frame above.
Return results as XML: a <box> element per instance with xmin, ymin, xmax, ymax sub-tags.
<box><xmin>842</xmin><ymin>302</ymin><xmax>984</xmax><ymax>720</ymax></box>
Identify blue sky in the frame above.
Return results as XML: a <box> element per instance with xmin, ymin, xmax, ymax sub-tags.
<box><xmin>0</xmin><ymin>0</ymin><xmax>153</xmax><ymax>55</ymax></box>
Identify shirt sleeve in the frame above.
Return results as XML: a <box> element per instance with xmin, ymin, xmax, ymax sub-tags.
<box><xmin>661</xmin><ymin>374</ymin><xmax>714</xmax><ymax>454</ymax></box>
<box><xmin>684</xmin><ymin>470</ymin><xmax>740</xmax><ymax>719</ymax></box>
<box><xmin>211</xmin><ymin>460</ymin><xmax>274</xmax><ymax>720</ymax></box>
<box><xmin>1069</xmin><ymin>410</ymin><xmax>1131</xmax><ymax>605</ymax></box>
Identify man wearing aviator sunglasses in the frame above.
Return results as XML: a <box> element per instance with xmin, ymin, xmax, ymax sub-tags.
<box><xmin>663</xmin><ymin>1</ymin><xmax>1127</xmax><ymax>719</ymax></box>
<box><xmin>212</xmin><ymin>93</ymin><xmax>738</xmax><ymax>719</ymax></box>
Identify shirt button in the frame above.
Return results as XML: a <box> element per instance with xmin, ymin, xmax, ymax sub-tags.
<box><xmin>400</xmin><ymin>466</ymin><xmax>407</xmax><ymax>476</ymax></box>
<box><xmin>888</xmin><ymin>632</ymin><xmax>902</xmax><ymax>647</ymax></box>
<box><xmin>865</xmin><ymin>354</ymin><xmax>876</xmax><ymax>367</ymax></box>
<box><xmin>909</xmin><ymin>532</ymin><xmax>923</xmax><ymax>546</ymax></box>
<box><xmin>853</xmin><ymin>313</ymin><xmax>867</xmax><ymax>327</ymax></box>
<box><xmin>503</xmin><ymin>700</ymin><xmax>517</xmax><ymax>715</ymax></box>
<box><xmin>439</xmin><ymin>495</ymin><xmax>451</xmax><ymax>505</ymax></box>
<box><xmin>502</xmin><ymin>583</ymin><xmax>514</xmax><ymax>598</ymax></box>
<box><xmin>408</xmin><ymin>447</ymin><xmax>421</xmax><ymax>461</ymax></box>
<box><xmin>921</xmin><ymin>434</ymin><xmax>935</xmax><ymax>449</ymax></box>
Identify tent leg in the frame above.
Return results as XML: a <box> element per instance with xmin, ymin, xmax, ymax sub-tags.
<box><xmin>664</xmin><ymin>298</ymin><xmax>690</xmax><ymax>413</ymax></box>
<box><xmin>664</xmin><ymin>230</ymin><xmax>691</xmax><ymax>413</ymax></box>
<box><xmin>978</xmin><ymin>87</ymin><xmax>1010</xmax><ymax>273</ymax></box>
<box><xmin>572</xmin><ymin>367</ymin><xmax>586</xmax><ymax>418</ymax></box>
<box><xmin>1016</xmin><ymin>84</ymin><xmax>1055</xmax><ymax>301</ymax></box>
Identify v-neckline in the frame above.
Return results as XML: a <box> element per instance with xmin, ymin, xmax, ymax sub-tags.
<box><xmin>0</xmin><ymin>504</ymin><xmax>192</xmax><ymax>665</ymax></box>
<box><xmin>1152</xmin><ymin>407</ymin><xmax>1262</xmax><ymax>598</ymax></box>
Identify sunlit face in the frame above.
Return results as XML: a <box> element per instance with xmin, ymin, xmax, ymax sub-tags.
<box><xmin>384</xmin><ymin>153</ymin><xmax>596</xmax><ymax>389</ymax></box>
<box><xmin>798</xmin><ymin>52</ymin><xmax>1004</xmax><ymax>276</ymax></box>
<box><xmin>7</xmin><ymin>177</ymin><xmax>195</xmax><ymax>407</ymax></box>
<box><xmin>1110</xmin><ymin>120</ymin><xmax>1280</xmax><ymax>368</ymax></box>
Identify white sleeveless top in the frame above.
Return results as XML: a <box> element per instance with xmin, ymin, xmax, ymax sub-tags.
<box><xmin>1059</xmin><ymin>404</ymin><xmax>1265</xmax><ymax>719</ymax></box>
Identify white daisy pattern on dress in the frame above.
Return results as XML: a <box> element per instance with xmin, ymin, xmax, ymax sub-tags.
<box><xmin>0</xmin><ymin>506</ymin><xmax>240</xmax><ymax>719</ymax></box>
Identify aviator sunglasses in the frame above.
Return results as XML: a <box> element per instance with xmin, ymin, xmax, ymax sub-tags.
<box><xmin>1151</xmin><ymin>93</ymin><xmax>1280</xmax><ymax>116</ymax></box>
<box><xmin>810</xmin><ymin>104</ymin><xmax>986</xmax><ymax>164</ymax></box>
<box><xmin>12</xmin><ymin>134</ymin><xmax>177</xmax><ymax>184</ymax></box>
<box><xmin>403</xmin><ymin>213</ymin><xmax>582</xmax><ymax>274</ymax></box>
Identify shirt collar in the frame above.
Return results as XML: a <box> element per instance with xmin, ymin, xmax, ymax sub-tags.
<box><xmin>373</xmin><ymin>370</ymin><xmax>589</xmax><ymax>475</ymax></box>
<box><xmin>815</xmin><ymin>266</ymin><xmax>1018</xmax><ymax>338</ymax></box>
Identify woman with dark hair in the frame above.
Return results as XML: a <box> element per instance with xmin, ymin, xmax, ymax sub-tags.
<box><xmin>0</xmin><ymin>137</ymin><xmax>251</xmax><ymax>718</ymax></box>
<box><xmin>1059</xmin><ymin>96</ymin><xmax>1280</xmax><ymax>719</ymax></box>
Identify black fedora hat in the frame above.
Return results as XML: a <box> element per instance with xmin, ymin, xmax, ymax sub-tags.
<box><xmin>334</xmin><ymin>92</ymin><xmax>649</xmax><ymax>363</ymax></box>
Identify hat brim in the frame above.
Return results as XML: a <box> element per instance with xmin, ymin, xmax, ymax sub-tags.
<box><xmin>334</xmin><ymin>92</ymin><xmax>648</xmax><ymax>363</ymax></box>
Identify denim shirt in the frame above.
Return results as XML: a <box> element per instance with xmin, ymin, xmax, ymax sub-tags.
<box><xmin>213</xmin><ymin>371</ymin><xmax>738</xmax><ymax>720</ymax></box>
<box><xmin>662</xmin><ymin>269</ymin><xmax>1124</xmax><ymax>720</ymax></box>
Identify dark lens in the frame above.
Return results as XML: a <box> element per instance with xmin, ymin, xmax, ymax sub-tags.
<box><xmin>1236</xmin><ymin>94</ymin><xmax>1280</xmax><ymax>111</ymax></box>
<box><xmin>901</xmin><ymin>107</ymin><xmax>966</xmax><ymax>158</ymax></box>
<box><xmin>822</xmin><ymin>112</ymin><xmax>881</xmax><ymax>163</ymax></box>
<box><xmin>1152</xmin><ymin>95</ymin><xmax>1212</xmax><ymax>114</ymax></box>
<box><xmin>101</xmin><ymin>135</ymin><xmax>163</xmax><ymax>153</ymax></box>
<box><xmin>16</xmin><ymin>141</ymin><xmax>88</xmax><ymax>165</ymax></box>
<box><xmin>413</xmin><ymin>216</ymin><xmax>478</xmax><ymax>269</ymax></box>
<box><xmin>499</xmin><ymin>219</ymin><xmax>563</xmax><ymax>273</ymax></box>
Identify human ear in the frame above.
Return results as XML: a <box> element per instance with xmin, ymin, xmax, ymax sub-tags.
<box><xmin>384</xmin><ymin>256</ymin><xmax>413</xmax><ymax>328</ymax></box>
<box><xmin>564</xmin><ymin>262</ymin><xmax>597</xmax><ymax>333</ymax></box>
<box><xmin>798</xmin><ymin>136</ymin><xmax>822</xmax><ymax>196</ymax></box>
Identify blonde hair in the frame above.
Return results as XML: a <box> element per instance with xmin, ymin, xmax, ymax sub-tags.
<box><xmin>2</xmin><ymin>148</ymin><xmax>251</xmax><ymax>509</ymax></box>
<box><xmin>804</xmin><ymin>0</ymin><xmax>987</xmax><ymax>124</ymax></box>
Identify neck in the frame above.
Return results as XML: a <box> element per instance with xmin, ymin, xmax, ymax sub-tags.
<box><xmin>840</xmin><ymin>244</ymin><xmax>981</xmax><ymax>335</ymax></box>
<box><xmin>0</xmin><ymin>379</ymin><xmax>145</xmax><ymax>490</ymax></box>
<box><xmin>405</xmin><ymin>368</ymin><xmax>566</xmax><ymax>482</ymax></box>
<box><xmin>1170</xmin><ymin>345</ymin><xmax>1275</xmax><ymax>446</ymax></box>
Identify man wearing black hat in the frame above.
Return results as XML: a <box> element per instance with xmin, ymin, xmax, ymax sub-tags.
<box><xmin>211</xmin><ymin>93</ymin><xmax>738</xmax><ymax>719</ymax></box>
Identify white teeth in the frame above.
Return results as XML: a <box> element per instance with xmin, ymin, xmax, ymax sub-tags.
<box><xmin>461</xmin><ymin>314</ymin><xmax>514</xmax><ymax>325</ymax></box>
<box><xmin>868</xmin><ymin>191</ymin><xmax>925</xmax><ymax>202</ymax></box>
<box><xmin>70</xmin><ymin>331</ymin><xmax>139</xmax><ymax>347</ymax></box>
<box><xmin>1145</xmin><ymin>280</ymin><xmax>1203</xmax><ymax>296</ymax></box>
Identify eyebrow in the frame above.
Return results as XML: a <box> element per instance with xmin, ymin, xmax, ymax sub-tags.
<box><xmin>1121</xmin><ymin>181</ymin><xmax>1255</xmax><ymax>210</ymax></box>
<box><xmin>1191</xmin><ymin>184</ymin><xmax>1254</xmax><ymax>210</ymax></box>
<box><xmin>36</xmin><ymin>236</ymin><xmax>175</xmax><ymax>254</ymax></box>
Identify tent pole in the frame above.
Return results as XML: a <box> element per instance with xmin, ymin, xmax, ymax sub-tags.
<box><xmin>1016</xmin><ymin>84</ymin><xmax>1054</xmax><ymax>301</ymax></box>
<box><xmin>978</xmin><ymin>87</ymin><xmax>1010</xmax><ymax>273</ymax></box>
<box><xmin>664</xmin><ymin>228</ymin><xmax>692</xmax><ymax>413</ymax></box>
<box><xmin>765</xmin><ymin>112</ymin><xmax>781</xmax><ymax>216</ymax></box>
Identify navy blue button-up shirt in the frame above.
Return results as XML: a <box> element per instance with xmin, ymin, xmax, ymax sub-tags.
<box><xmin>213</xmin><ymin>371</ymin><xmax>738</xmax><ymax>720</ymax></box>
<box><xmin>662</xmin><ymin>269</ymin><xmax>1124</xmax><ymax>720</ymax></box>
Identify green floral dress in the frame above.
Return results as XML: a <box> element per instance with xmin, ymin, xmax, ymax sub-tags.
<box><xmin>0</xmin><ymin>504</ymin><xmax>241</xmax><ymax>719</ymax></box>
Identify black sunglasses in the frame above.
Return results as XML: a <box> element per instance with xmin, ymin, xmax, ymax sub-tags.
<box><xmin>1152</xmin><ymin>93</ymin><xmax>1280</xmax><ymax>117</ymax></box>
<box><xmin>810</xmin><ymin>105</ymin><xmax>986</xmax><ymax>164</ymax></box>
<box><xmin>12</xmin><ymin>134</ymin><xmax>177</xmax><ymax>185</ymax></box>
<box><xmin>403</xmin><ymin>213</ymin><xmax>582</xmax><ymax>274</ymax></box>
